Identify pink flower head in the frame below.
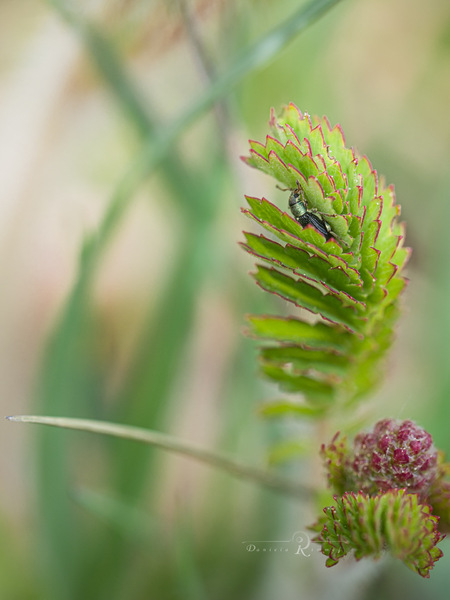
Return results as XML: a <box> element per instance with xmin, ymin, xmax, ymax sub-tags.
<box><xmin>352</xmin><ymin>419</ymin><xmax>438</xmax><ymax>497</ymax></box>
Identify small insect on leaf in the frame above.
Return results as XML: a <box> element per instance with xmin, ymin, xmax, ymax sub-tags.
<box><xmin>281</xmin><ymin>180</ymin><xmax>334</xmax><ymax>241</ymax></box>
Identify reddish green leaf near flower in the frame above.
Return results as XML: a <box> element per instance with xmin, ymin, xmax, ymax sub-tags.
<box><xmin>310</xmin><ymin>489</ymin><xmax>444</xmax><ymax>578</ymax></box>
<box><xmin>313</xmin><ymin>419</ymin><xmax>449</xmax><ymax>577</ymax></box>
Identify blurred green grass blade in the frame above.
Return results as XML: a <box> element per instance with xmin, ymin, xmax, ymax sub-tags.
<box><xmin>111</xmin><ymin>228</ymin><xmax>204</xmax><ymax>500</ymax></box>
<box><xmin>33</xmin><ymin>273</ymin><xmax>96</xmax><ymax>599</ymax></box>
<box><xmin>173</xmin><ymin>513</ymin><xmax>208</xmax><ymax>600</ymax></box>
<box><xmin>8</xmin><ymin>415</ymin><xmax>311</xmax><ymax>499</ymax></box>
<box><xmin>74</xmin><ymin>487</ymin><xmax>156</xmax><ymax>540</ymax></box>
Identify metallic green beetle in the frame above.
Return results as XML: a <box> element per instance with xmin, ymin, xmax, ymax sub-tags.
<box><xmin>283</xmin><ymin>180</ymin><xmax>332</xmax><ymax>240</ymax></box>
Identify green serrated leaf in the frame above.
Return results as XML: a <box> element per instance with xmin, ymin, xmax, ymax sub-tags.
<box><xmin>283</xmin><ymin>142</ymin><xmax>320</xmax><ymax>180</ymax></box>
<box><xmin>246</xmin><ymin>315</ymin><xmax>352</xmax><ymax>351</ymax></box>
<box><xmin>260</xmin><ymin>345</ymin><xmax>350</xmax><ymax>376</ymax></box>
<box><xmin>243</xmin><ymin>196</ymin><xmax>304</xmax><ymax>238</ymax></box>
<box><xmin>241</xmin><ymin>233</ymin><xmax>304</xmax><ymax>271</ymax></box>
<box><xmin>242</xmin><ymin>104</ymin><xmax>410</xmax><ymax>412</ymax></box>
<box><xmin>356</xmin><ymin>156</ymin><xmax>377</xmax><ymax>206</ymax></box>
<box><xmin>259</xmin><ymin>398</ymin><xmax>329</xmax><ymax>418</ymax></box>
<box><xmin>253</xmin><ymin>265</ymin><xmax>363</xmax><ymax>330</ymax></box>
<box><xmin>242</xmin><ymin>232</ymin><xmax>365</xmax><ymax>300</ymax></box>
<box><xmin>261</xmin><ymin>363</ymin><xmax>336</xmax><ymax>401</ymax></box>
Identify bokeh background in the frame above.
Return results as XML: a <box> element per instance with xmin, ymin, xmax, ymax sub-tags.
<box><xmin>1</xmin><ymin>0</ymin><xmax>450</xmax><ymax>598</ymax></box>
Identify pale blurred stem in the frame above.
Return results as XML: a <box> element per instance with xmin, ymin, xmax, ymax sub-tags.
<box><xmin>177</xmin><ymin>0</ymin><xmax>230</xmax><ymax>146</ymax></box>
<box><xmin>312</xmin><ymin>418</ymin><xmax>330</xmax><ymax>492</ymax></box>
<box><xmin>178</xmin><ymin>0</ymin><xmax>217</xmax><ymax>79</ymax></box>
<box><xmin>7</xmin><ymin>415</ymin><xmax>311</xmax><ymax>499</ymax></box>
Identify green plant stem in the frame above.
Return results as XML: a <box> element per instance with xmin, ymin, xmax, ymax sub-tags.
<box><xmin>7</xmin><ymin>415</ymin><xmax>311</xmax><ymax>499</ymax></box>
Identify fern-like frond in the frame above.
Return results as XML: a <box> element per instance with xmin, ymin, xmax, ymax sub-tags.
<box><xmin>241</xmin><ymin>104</ymin><xmax>410</xmax><ymax>410</ymax></box>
